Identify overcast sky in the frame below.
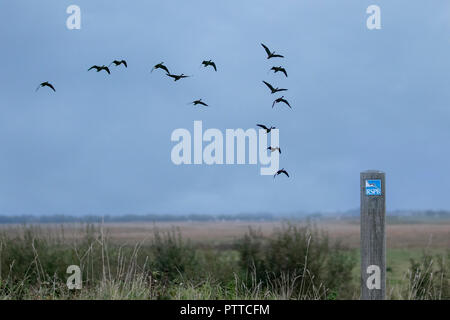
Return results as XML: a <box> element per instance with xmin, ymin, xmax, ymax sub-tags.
<box><xmin>1</xmin><ymin>1</ymin><xmax>449</xmax><ymax>216</ymax></box>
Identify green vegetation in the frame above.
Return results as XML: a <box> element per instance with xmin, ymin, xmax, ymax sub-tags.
<box><xmin>349</xmin><ymin>248</ymin><xmax>449</xmax><ymax>299</ymax></box>
<box><xmin>237</xmin><ymin>225</ymin><xmax>356</xmax><ymax>299</ymax></box>
<box><xmin>0</xmin><ymin>224</ymin><xmax>448</xmax><ymax>300</ymax></box>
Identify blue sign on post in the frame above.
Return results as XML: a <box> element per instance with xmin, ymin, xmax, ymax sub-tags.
<box><xmin>365</xmin><ymin>180</ymin><xmax>382</xmax><ymax>196</ymax></box>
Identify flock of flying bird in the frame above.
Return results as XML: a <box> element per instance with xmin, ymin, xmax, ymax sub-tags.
<box><xmin>35</xmin><ymin>43</ymin><xmax>291</xmax><ymax>179</ymax></box>
<box><xmin>259</xmin><ymin>43</ymin><xmax>290</xmax><ymax>179</ymax></box>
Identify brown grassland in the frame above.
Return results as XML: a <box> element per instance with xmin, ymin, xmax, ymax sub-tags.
<box><xmin>0</xmin><ymin>218</ymin><xmax>448</xmax><ymax>299</ymax></box>
<box><xmin>1</xmin><ymin>219</ymin><xmax>448</xmax><ymax>248</ymax></box>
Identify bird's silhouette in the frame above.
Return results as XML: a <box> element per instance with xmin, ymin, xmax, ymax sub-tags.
<box><xmin>270</xmin><ymin>66</ymin><xmax>288</xmax><ymax>77</ymax></box>
<box><xmin>36</xmin><ymin>81</ymin><xmax>56</xmax><ymax>92</ymax></box>
<box><xmin>257</xmin><ymin>124</ymin><xmax>276</xmax><ymax>133</ymax></box>
<box><xmin>272</xmin><ymin>96</ymin><xmax>291</xmax><ymax>109</ymax></box>
<box><xmin>274</xmin><ymin>168</ymin><xmax>289</xmax><ymax>178</ymax></box>
<box><xmin>190</xmin><ymin>99</ymin><xmax>208</xmax><ymax>107</ymax></box>
<box><xmin>267</xmin><ymin>146</ymin><xmax>281</xmax><ymax>154</ymax></box>
<box><xmin>261</xmin><ymin>43</ymin><xmax>284</xmax><ymax>59</ymax></box>
<box><xmin>263</xmin><ymin>81</ymin><xmax>287</xmax><ymax>94</ymax></box>
<box><xmin>88</xmin><ymin>65</ymin><xmax>111</xmax><ymax>74</ymax></box>
<box><xmin>109</xmin><ymin>60</ymin><xmax>127</xmax><ymax>68</ymax></box>
<box><xmin>202</xmin><ymin>60</ymin><xmax>217</xmax><ymax>71</ymax></box>
<box><xmin>366</xmin><ymin>181</ymin><xmax>379</xmax><ymax>188</ymax></box>
<box><xmin>166</xmin><ymin>73</ymin><xmax>189</xmax><ymax>81</ymax></box>
<box><xmin>151</xmin><ymin>62</ymin><xmax>169</xmax><ymax>74</ymax></box>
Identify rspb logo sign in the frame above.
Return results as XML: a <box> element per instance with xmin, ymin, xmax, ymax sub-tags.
<box><xmin>365</xmin><ymin>180</ymin><xmax>382</xmax><ymax>196</ymax></box>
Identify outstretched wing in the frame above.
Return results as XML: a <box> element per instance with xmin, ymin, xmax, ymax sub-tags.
<box><xmin>46</xmin><ymin>83</ymin><xmax>56</xmax><ymax>92</ymax></box>
<box><xmin>281</xmin><ymin>68</ymin><xmax>288</xmax><ymax>77</ymax></box>
<box><xmin>121</xmin><ymin>60</ymin><xmax>127</xmax><ymax>68</ymax></box>
<box><xmin>272</xmin><ymin>54</ymin><xmax>284</xmax><ymax>58</ymax></box>
<box><xmin>263</xmin><ymin>81</ymin><xmax>274</xmax><ymax>91</ymax></box>
<box><xmin>282</xmin><ymin>170</ymin><xmax>289</xmax><ymax>177</ymax></box>
<box><xmin>200</xmin><ymin>101</ymin><xmax>208</xmax><ymax>106</ymax></box>
<box><xmin>103</xmin><ymin>67</ymin><xmax>111</xmax><ymax>74</ymax></box>
<box><xmin>272</xmin><ymin>100</ymin><xmax>277</xmax><ymax>108</ymax></box>
<box><xmin>257</xmin><ymin>124</ymin><xmax>268</xmax><ymax>130</ymax></box>
<box><xmin>261</xmin><ymin>43</ymin><xmax>271</xmax><ymax>57</ymax></box>
<box><xmin>276</xmin><ymin>88</ymin><xmax>288</xmax><ymax>93</ymax></box>
<box><xmin>282</xmin><ymin>99</ymin><xmax>291</xmax><ymax>108</ymax></box>
<box><xmin>160</xmin><ymin>65</ymin><xmax>169</xmax><ymax>73</ymax></box>
<box><xmin>211</xmin><ymin>62</ymin><xmax>217</xmax><ymax>71</ymax></box>
<box><xmin>88</xmin><ymin>66</ymin><xmax>97</xmax><ymax>71</ymax></box>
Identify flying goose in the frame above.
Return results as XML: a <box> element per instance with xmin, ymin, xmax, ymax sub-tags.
<box><xmin>191</xmin><ymin>99</ymin><xmax>208</xmax><ymax>107</ymax></box>
<box><xmin>88</xmin><ymin>65</ymin><xmax>111</xmax><ymax>74</ymax></box>
<box><xmin>272</xmin><ymin>96</ymin><xmax>291</xmax><ymax>109</ymax></box>
<box><xmin>263</xmin><ymin>81</ymin><xmax>287</xmax><ymax>94</ymax></box>
<box><xmin>151</xmin><ymin>62</ymin><xmax>169</xmax><ymax>74</ymax></box>
<box><xmin>270</xmin><ymin>66</ymin><xmax>288</xmax><ymax>77</ymax></box>
<box><xmin>166</xmin><ymin>73</ymin><xmax>189</xmax><ymax>81</ymax></box>
<box><xmin>274</xmin><ymin>168</ymin><xmax>289</xmax><ymax>178</ymax></box>
<box><xmin>201</xmin><ymin>60</ymin><xmax>217</xmax><ymax>71</ymax></box>
<box><xmin>261</xmin><ymin>43</ymin><xmax>284</xmax><ymax>59</ymax></box>
<box><xmin>267</xmin><ymin>146</ymin><xmax>281</xmax><ymax>154</ymax></box>
<box><xmin>257</xmin><ymin>124</ymin><xmax>276</xmax><ymax>133</ymax></box>
<box><xmin>36</xmin><ymin>81</ymin><xmax>55</xmax><ymax>92</ymax></box>
<box><xmin>109</xmin><ymin>60</ymin><xmax>127</xmax><ymax>68</ymax></box>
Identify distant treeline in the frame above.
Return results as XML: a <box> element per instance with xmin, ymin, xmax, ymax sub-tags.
<box><xmin>391</xmin><ymin>210</ymin><xmax>450</xmax><ymax>218</ymax></box>
<box><xmin>0</xmin><ymin>210</ymin><xmax>448</xmax><ymax>224</ymax></box>
<box><xmin>0</xmin><ymin>213</ymin><xmax>281</xmax><ymax>224</ymax></box>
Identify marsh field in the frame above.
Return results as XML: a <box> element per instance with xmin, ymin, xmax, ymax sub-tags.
<box><xmin>0</xmin><ymin>218</ymin><xmax>448</xmax><ymax>300</ymax></box>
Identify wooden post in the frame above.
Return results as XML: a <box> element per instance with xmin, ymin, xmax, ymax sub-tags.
<box><xmin>360</xmin><ymin>170</ymin><xmax>386</xmax><ymax>300</ymax></box>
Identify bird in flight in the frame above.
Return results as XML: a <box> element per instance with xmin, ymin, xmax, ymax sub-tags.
<box><xmin>88</xmin><ymin>65</ymin><xmax>111</xmax><ymax>74</ymax></box>
<box><xmin>366</xmin><ymin>181</ymin><xmax>379</xmax><ymax>188</ymax></box>
<box><xmin>267</xmin><ymin>146</ymin><xmax>281</xmax><ymax>154</ymax></box>
<box><xmin>272</xmin><ymin>96</ymin><xmax>291</xmax><ymax>109</ymax></box>
<box><xmin>202</xmin><ymin>60</ymin><xmax>217</xmax><ymax>71</ymax></box>
<box><xmin>36</xmin><ymin>81</ymin><xmax>56</xmax><ymax>92</ymax></box>
<box><xmin>263</xmin><ymin>81</ymin><xmax>288</xmax><ymax>94</ymax></box>
<box><xmin>191</xmin><ymin>99</ymin><xmax>208</xmax><ymax>107</ymax></box>
<box><xmin>257</xmin><ymin>124</ymin><xmax>276</xmax><ymax>133</ymax></box>
<box><xmin>270</xmin><ymin>66</ymin><xmax>288</xmax><ymax>77</ymax></box>
<box><xmin>151</xmin><ymin>62</ymin><xmax>169</xmax><ymax>74</ymax></box>
<box><xmin>109</xmin><ymin>60</ymin><xmax>127</xmax><ymax>68</ymax></box>
<box><xmin>274</xmin><ymin>168</ymin><xmax>289</xmax><ymax>179</ymax></box>
<box><xmin>166</xmin><ymin>73</ymin><xmax>189</xmax><ymax>81</ymax></box>
<box><xmin>261</xmin><ymin>43</ymin><xmax>284</xmax><ymax>59</ymax></box>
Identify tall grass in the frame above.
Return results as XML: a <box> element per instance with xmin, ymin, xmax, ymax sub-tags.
<box><xmin>237</xmin><ymin>224</ymin><xmax>355</xmax><ymax>299</ymax></box>
<box><xmin>400</xmin><ymin>252</ymin><xmax>449</xmax><ymax>300</ymax></box>
<box><xmin>0</xmin><ymin>223</ymin><xmax>447</xmax><ymax>300</ymax></box>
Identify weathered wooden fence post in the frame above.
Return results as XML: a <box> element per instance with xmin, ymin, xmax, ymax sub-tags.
<box><xmin>360</xmin><ymin>170</ymin><xmax>386</xmax><ymax>300</ymax></box>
